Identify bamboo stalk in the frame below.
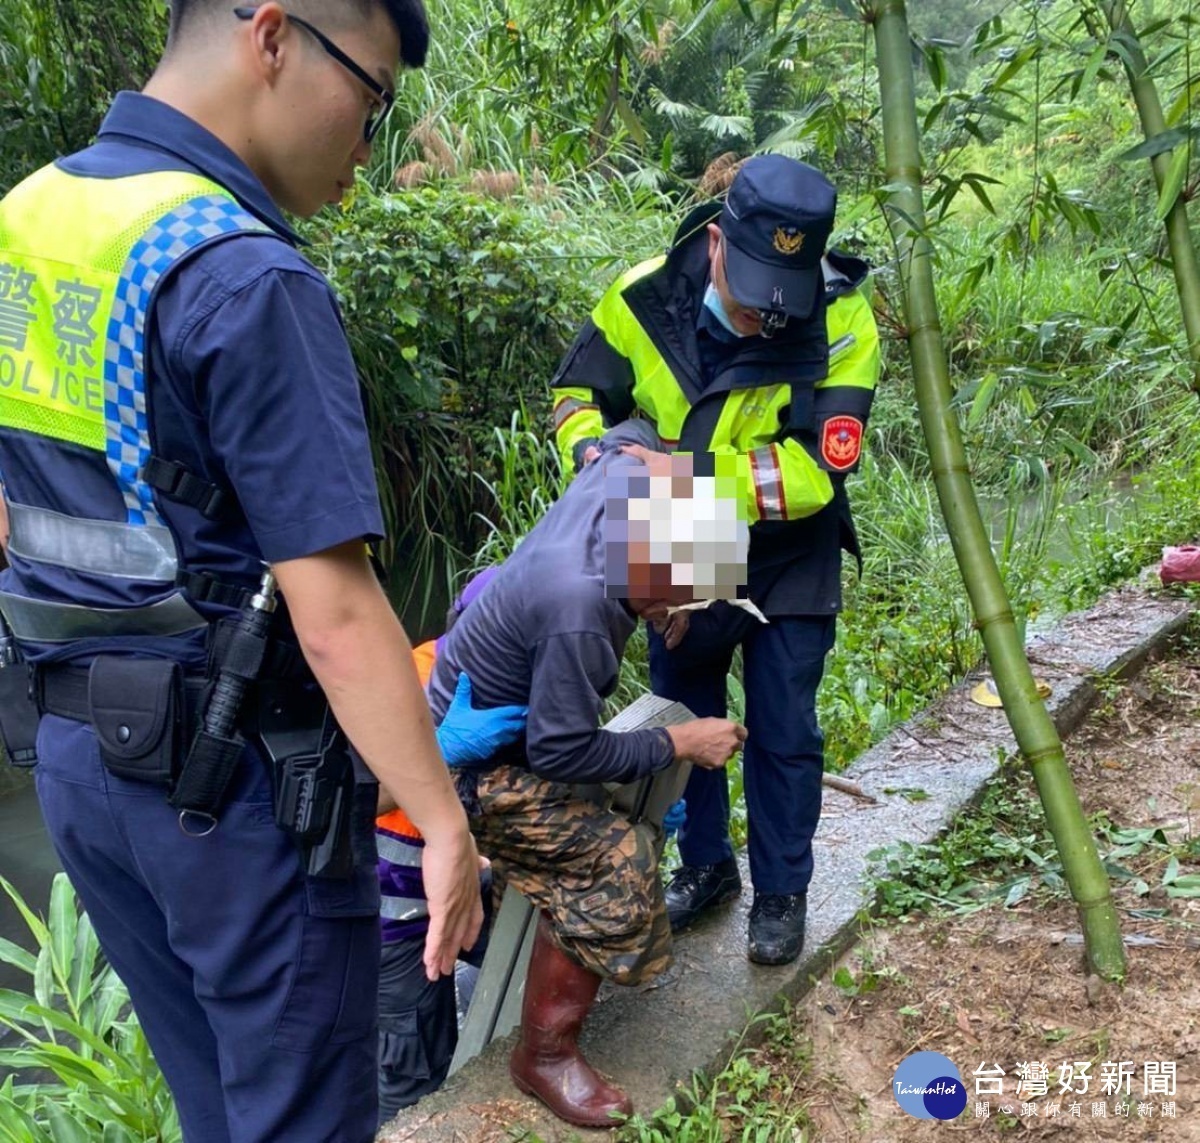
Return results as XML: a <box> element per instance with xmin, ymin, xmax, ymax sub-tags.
<box><xmin>868</xmin><ymin>0</ymin><xmax>1125</xmax><ymax>978</ymax></box>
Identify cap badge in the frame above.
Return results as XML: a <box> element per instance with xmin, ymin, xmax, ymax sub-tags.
<box><xmin>773</xmin><ymin>227</ymin><xmax>805</xmax><ymax>256</ymax></box>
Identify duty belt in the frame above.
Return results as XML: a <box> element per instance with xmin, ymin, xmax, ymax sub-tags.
<box><xmin>36</xmin><ymin>664</ymin><xmax>207</xmax><ymax>727</ymax></box>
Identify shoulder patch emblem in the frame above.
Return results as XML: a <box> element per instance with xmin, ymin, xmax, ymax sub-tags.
<box><xmin>821</xmin><ymin>415</ymin><xmax>864</xmax><ymax>471</ymax></box>
<box><xmin>773</xmin><ymin>227</ymin><xmax>805</xmax><ymax>256</ymax></box>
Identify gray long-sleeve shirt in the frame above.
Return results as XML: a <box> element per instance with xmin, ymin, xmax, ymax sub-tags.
<box><xmin>427</xmin><ymin>440</ymin><xmax>674</xmax><ymax>786</ymax></box>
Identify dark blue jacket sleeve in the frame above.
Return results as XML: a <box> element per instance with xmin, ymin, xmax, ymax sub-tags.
<box><xmin>169</xmin><ymin>265</ymin><xmax>384</xmax><ymax>562</ymax></box>
<box><xmin>525</xmin><ymin>632</ymin><xmax>674</xmax><ymax>785</ymax></box>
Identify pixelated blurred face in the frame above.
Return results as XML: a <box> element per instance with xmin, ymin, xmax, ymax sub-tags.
<box><xmin>604</xmin><ymin>454</ymin><xmax>749</xmax><ymax>612</ymax></box>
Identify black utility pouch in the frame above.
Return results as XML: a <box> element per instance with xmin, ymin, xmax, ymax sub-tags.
<box><xmin>0</xmin><ymin>662</ymin><xmax>40</xmax><ymax>768</ymax></box>
<box><xmin>88</xmin><ymin>657</ymin><xmax>183</xmax><ymax>785</ymax></box>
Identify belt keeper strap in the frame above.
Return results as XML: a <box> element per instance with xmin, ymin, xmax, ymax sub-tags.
<box><xmin>170</xmin><ymin>728</ymin><xmax>245</xmax><ymax>816</ymax></box>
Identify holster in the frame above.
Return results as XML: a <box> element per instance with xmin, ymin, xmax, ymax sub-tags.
<box><xmin>88</xmin><ymin>657</ymin><xmax>184</xmax><ymax>786</ymax></box>
<box><xmin>256</xmin><ymin>682</ymin><xmax>377</xmax><ymax>879</ymax></box>
<box><xmin>0</xmin><ymin>661</ymin><xmax>40</xmax><ymax>768</ymax></box>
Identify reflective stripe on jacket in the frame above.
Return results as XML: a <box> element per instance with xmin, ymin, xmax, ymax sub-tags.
<box><xmin>375</xmin><ymin>639</ymin><xmax>438</xmax><ymax>942</ymax></box>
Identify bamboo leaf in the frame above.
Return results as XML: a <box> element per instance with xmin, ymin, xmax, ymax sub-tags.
<box><xmin>1071</xmin><ymin>42</ymin><xmax>1108</xmax><ymax>100</ymax></box>
<box><xmin>1165</xmin><ymin>77</ymin><xmax>1200</xmax><ymax>127</ymax></box>
<box><xmin>967</xmin><ymin>372</ymin><xmax>998</xmax><ymax>430</ymax></box>
<box><xmin>921</xmin><ymin>40</ymin><xmax>946</xmax><ymax>92</ymax></box>
<box><xmin>961</xmin><ymin>174</ymin><xmax>997</xmax><ymax>215</ymax></box>
<box><xmin>1154</xmin><ymin>146</ymin><xmax>1189</xmax><ymax>222</ymax></box>
<box><xmin>1117</xmin><ymin>128</ymin><xmax>1189</xmax><ymax>163</ymax></box>
<box><xmin>615</xmin><ymin>97</ymin><xmax>646</xmax><ymax>147</ymax></box>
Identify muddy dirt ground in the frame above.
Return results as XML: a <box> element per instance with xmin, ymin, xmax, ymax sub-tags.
<box><xmin>784</xmin><ymin>652</ymin><xmax>1200</xmax><ymax>1141</ymax></box>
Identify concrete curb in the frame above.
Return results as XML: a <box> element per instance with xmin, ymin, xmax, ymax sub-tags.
<box><xmin>378</xmin><ymin>580</ymin><xmax>1195</xmax><ymax>1143</ymax></box>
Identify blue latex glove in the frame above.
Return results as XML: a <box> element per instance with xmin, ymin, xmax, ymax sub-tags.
<box><xmin>663</xmin><ymin>798</ymin><xmax>687</xmax><ymax>839</ymax></box>
<box><xmin>435</xmin><ymin>673</ymin><xmax>529</xmax><ymax>769</ymax></box>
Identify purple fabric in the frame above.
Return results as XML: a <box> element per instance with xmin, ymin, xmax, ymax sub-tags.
<box><xmin>377</xmin><ymin>828</ymin><xmax>430</xmax><ymax>946</ymax></box>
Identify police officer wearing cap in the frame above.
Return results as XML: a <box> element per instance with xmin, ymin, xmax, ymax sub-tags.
<box><xmin>551</xmin><ymin>154</ymin><xmax>881</xmax><ymax>965</ymax></box>
<box><xmin>0</xmin><ymin>2</ymin><xmax>482</xmax><ymax>1139</ymax></box>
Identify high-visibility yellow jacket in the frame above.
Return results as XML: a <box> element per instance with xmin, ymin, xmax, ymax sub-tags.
<box><xmin>551</xmin><ymin>205</ymin><xmax>880</xmax><ymax>616</ymax></box>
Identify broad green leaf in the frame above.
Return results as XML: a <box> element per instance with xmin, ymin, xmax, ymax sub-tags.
<box><xmin>67</xmin><ymin>913</ymin><xmax>99</xmax><ymax>1013</ymax></box>
<box><xmin>0</xmin><ymin>939</ymin><xmax>36</xmax><ymax>977</ymax></box>
<box><xmin>102</xmin><ymin>1123</ymin><xmax>137</xmax><ymax>1143</ymax></box>
<box><xmin>17</xmin><ymin>1003</ymin><xmax>128</xmax><ymax>1070</ymax></box>
<box><xmin>0</xmin><ymin>1096</ymin><xmax>54</xmax><ymax>1143</ymax></box>
<box><xmin>1006</xmin><ymin>876</ymin><xmax>1030</xmax><ymax>908</ymax></box>
<box><xmin>22</xmin><ymin>1043</ymin><xmax>112</xmax><ymax>1087</ymax></box>
<box><xmin>1154</xmin><ymin>146</ymin><xmax>1189</xmax><ymax>222</ymax></box>
<box><xmin>67</xmin><ymin>1087</ymin><xmax>154</xmax><ymax>1133</ymax></box>
<box><xmin>0</xmin><ymin>878</ymin><xmax>50</xmax><ymax>950</ymax></box>
<box><xmin>33</xmin><ymin>947</ymin><xmax>53</xmax><ymax>1015</ymax></box>
<box><xmin>45</xmin><ymin>1102</ymin><xmax>90</xmax><ymax>1143</ymax></box>
<box><xmin>48</xmin><ymin>875</ymin><xmax>77</xmax><ymax>998</ymax></box>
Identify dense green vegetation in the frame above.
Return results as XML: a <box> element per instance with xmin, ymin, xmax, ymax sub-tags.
<box><xmin>3</xmin><ymin>0</ymin><xmax>1200</xmax><ymax>1131</ymax></box>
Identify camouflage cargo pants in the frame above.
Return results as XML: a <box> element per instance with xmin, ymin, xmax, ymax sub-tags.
<box><xmin>471</xmin><ymin>766</ymin><xmax>672</xmax><ymax>986</ymax></box>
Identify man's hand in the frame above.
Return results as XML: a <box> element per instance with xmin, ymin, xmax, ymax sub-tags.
<box><xmin>666</xmin><ymin>718</ymin><xmax>748</xmax><ymax>770</ymax></box>
<box><xmin>581</xmin><ymin>444</ymin><xmax>602</xmax><ymax>466</ymax></box>
<box><xmin>652</xmin><ymin>609</ymin><xmax>691</xmax><ymax>651</ymax></box>
<box><xmin>421</xmin><ymin>825</ymin><xmax>485</xmax><ymax>980</ymax></box>
<box><xmin>436</xmin><ymin>673</ymin><xmax>529</xmax><ymax>768</ymax></box>
<box><xmin>619</xmin><ymin>443</ymin><xmax>675</xmax><ymax>475</ymax></box>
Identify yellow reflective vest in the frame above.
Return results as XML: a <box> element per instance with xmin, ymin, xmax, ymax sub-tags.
<box><xmin>0</xmin><ymin>164</ymin><xmax>270</xmax><ymax>645</ymax></box>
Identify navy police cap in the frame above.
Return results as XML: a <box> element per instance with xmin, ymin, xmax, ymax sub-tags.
<box><xmin>719</xmin><ymin>154</ymin><xmax>836</xmax><ymax>320</ymax></box>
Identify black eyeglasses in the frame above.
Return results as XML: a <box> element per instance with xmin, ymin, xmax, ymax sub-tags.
<box><xmin>234</xmin><ymin>7</ymin><xmax>395</xmax><ymax>142</ymax></box>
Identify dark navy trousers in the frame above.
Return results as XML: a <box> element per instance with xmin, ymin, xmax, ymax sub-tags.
<box><xmin>34</xmin><ymin>714</ymin><xmax>381</xmax><ymax>1143</ymax></box>
<box><xmin>649</xmin><ymin>609</ymin><xmax>836</xmax><ymax>896</ymax></box>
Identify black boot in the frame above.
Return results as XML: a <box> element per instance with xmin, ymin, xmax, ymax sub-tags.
<box><xmin>663</xmin><ymin>857</ymin><xmax>741</xmax><ymax>933</ymax></box>
<box><xmin>747</xmin><ymin>892</ymin><xmax>807</xmax><ymax>965</ymax></box>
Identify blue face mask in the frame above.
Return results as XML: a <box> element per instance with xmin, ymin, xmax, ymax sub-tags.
<box><xmin>702</xmin><ymin>283</ymin><xmax>751</xmax><ymax>340</ymax></box>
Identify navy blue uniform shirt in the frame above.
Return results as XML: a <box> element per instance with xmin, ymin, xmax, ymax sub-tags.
<box><xmin>0</xmin><ymin>93</ymin><xmax>384</xmax><ymax>665</ymax></box>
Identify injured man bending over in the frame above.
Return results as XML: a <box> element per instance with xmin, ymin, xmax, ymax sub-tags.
<box><xmin>426</xmin><ymin>422</ymin><xmax>751</xmax><ymax>1128</ymax></box>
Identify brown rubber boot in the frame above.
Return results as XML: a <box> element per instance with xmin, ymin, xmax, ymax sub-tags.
<box><xmin>509</xmin><ymin>917</ymin><xmax>633</xmax><ymax>1128</ymax></box>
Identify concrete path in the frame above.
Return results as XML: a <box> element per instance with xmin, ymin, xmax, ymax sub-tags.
<box><xmin>378</xmin><ymin>580</ymin><xmax>1194</xmax><ymax>1142</ymax></box>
